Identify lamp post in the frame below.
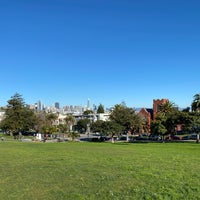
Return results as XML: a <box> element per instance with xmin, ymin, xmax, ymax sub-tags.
<box><xmin>193</xmin><ymin>126</ymin><xmax>200</xmax><ymax>143</ymax></box>
<box><xmin>86</xmin><ymin>123</ymin><xmax>90</xmax><ymax>138</ymax></box>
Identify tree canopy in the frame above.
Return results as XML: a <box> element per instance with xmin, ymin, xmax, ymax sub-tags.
<box><xmin>65</xmin><ymin>114</ymin><xmax>76</xmax><ymax>131</ymax></box>
<box><xmin>191</xmin><ymin>93</ymin><xmax>200</xmax><ymax>112</ymax></box>
<box><xmin>151</xmin><ymin>103</ymin><xmax>193</xmax><ymax>136</ymax></box>
<box><xmin>83</xmin><ymin>110</ymin><xmax>94</xmax><ymax>115</ymax></box>
<box><xmin>76</xmin><ymin>118</ymin><xmax>91</xmax><ymax>133</ymax></box>
<box><xmin>97</xmin><ymin>104</ymin><xmax>105</xmax><ymax>113</ymax></box>
<box><xmin>109</xmin><ymin>104</ymin><xmax>144</xmax><ymax>134</ymax></box>
<box><xmin>0</xmin><ymin>93</ymin><xmax>37</xmax><ymax>135</ymax></box>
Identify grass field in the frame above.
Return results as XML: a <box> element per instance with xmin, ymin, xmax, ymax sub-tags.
<box><xmin>0</xmin><ymin>141</ymin><xmax>199</xmax><ymax>200</ymax></box>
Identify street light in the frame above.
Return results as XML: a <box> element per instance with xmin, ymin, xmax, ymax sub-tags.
<box><xmin>86</xmin><ymin>123</ymin><xmax>90</xmax><ymax>138</ymax></box>
<box><xmin>193</xmin><ymin>126</ymin><xmax>200</xmax><ymax>143</ymax></box>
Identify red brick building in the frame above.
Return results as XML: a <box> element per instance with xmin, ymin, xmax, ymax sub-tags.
<box><xmin>138</xmin><ymin>108</ymin><xmax>153</xmax><ymax>133</ymax></box>
<box><xmin>139</xmin><ymin>99</ymin><xmax>169</xmax><ymax>133</ymax></box>
<box><xmin>153</xmin><ymin>99</ymin><xmax>169</xmax><ymax>120</ymax></box>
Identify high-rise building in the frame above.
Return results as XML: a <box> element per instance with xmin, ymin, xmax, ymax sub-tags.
<box><xmin>38</xmin><ymin>100</ymin><xmax>42</xmax><ymax>111</ymax></box>
<box><xmin>55</xmin><ymin>102</ymin><xmax>60</xmax><ymax>109</ymax></box>
<box><xmin>87</xmin><ymin>98</ymin><xmax>90</xmax><ymax>110</ymax></box>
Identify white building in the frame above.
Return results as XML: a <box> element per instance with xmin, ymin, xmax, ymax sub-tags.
<box><xmin>73</xmin><ymin>113</ymin><xmax>110</xmax><ymax>123</ymax></box>
<box><xmin>52</xmin><ymin>113</ymin><xmax>66</xmax><ymax>126</ymax></box>
<box><xmin>0</xmin><ymin>111</ymin><xmax>5</xmax><ymax>123</ymax></box>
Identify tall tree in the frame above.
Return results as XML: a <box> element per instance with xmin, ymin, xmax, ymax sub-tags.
<box><xmin>0</xmin><ymin>93</ymin><xmax>37</xmax><ymax>135</ymax></box>
<box><xmin>191</xmin><ymin>93</ymin><xmax>200</xmax><ymax>112</ymax></box>
<box><xmin>41</xmin><ymin>113</ymin><xmax>58</xmax><ymax>135</ymax></box>
<box><xmin>34</xmin><ymin>111</ymin><xmax>46</xmax><ymax>133</ymax></box>
<box><xmin>65</xmin><ymin>114</ymin><xmax>76</xmax><ymax>131</ymax></box>
<box><xmin>109</xmin><ymin>104</ymin><xmax>144</xmax><ymax>134</ymax></box>
<box><xmin>46</xmin><ymin>113</ymin><xmax>58</xmax><ymax>126</ymax></box>
<box><xmin>159</xmin><ymin>101</ymin><xmax>176</xmax><ymax>116</ymax></box>
<box><xmin>97</xmin><ymin>104</ymin><xmax>105</xmax><ymax>113</ymax></box>
<box><xmin>152</xmin><ymin>105</ymin><xmax>193</xmax><ymax>137</ymax></box>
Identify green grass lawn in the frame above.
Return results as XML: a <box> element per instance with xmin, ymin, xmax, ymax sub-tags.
<box><xmin>0</xmin><ymin>141</ymin><xmax>199</xmax><ymax>200</ymax></box>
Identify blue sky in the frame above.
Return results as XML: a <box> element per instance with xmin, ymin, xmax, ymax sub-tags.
<box><xmin>0</xmin><ymin>0</ymin><xmax>200</xmax><ymax>108</ymax></box>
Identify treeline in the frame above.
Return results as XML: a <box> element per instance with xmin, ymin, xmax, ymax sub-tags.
<box><xmin>0</xmin><ymin>93</ymin><xmax>200</xmax><ymax>142</ymax></box>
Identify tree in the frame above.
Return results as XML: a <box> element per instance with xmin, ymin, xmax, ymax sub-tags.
<box><xmin>76</xmin><ymin>118</ymin><xmax>91</xmax><ymax>133</ymax></box>
<box><xmin>103</xmin><ymin>121</ymin><xmax>123</xmax><ymax>143</ymax></box>
<box><xmin>159</xmin><ymin>101</ymin><xmax>176</xmax><ymax>116</ymax></box>
<box><xmin>22</xmin><ymin>107</ymin><xmax>38</xmax><ymax>131</ymax></box>
<box><xmin>174</xmin><ymin>110</ymin><xmax>193</xmax><ymax>133</ymax></box>
<box><xmin>91</xmin><ymin>120</ymin><xmax>105</xmax><ymax>133</ymax></box>
<box><xmin>109</xmin><ymin>104</ymin><xmax>144</xmax><ymax>134</ymax></box>
<box><xmin>46</xmin><ymin>113</ymin><xmax>58</xmax><ymax>126</ymax></box>
<box><xmin>41</xmin><ymin>125</ymin><xmax>57</xmax><ymax>135</ymax></box>
<box><xmin>151</xmin><ymin>120</ymin><xmax>167</xmax><ymax>141</ymax></box>
<box><xmin>65</xmin><ymin>114</ymin><xmax>76</xmax><ymax>131</ymax></box>
<box><xmin>152</xmin><ymin>102</ymin><xmax>193</xmax><ymax>139</ymax></box>
<box><xmin>132</xmin><ymin>113</ymin><xmax>146</xmax><ymax>134</ymax></box>
<box><xmin>68</xmin><ymin>131</ymin><xmax>80</xmax><ymax>141</ymax></box>
<box><xmin>190</xmin><ymin>112</ymin><xmax>200</xmax><ymax>143</ymax></box>
<box><xmin>57</xmin><ymin>124</ymin><xmax>68</xmax><ymax>134</ymax></box>
<box><xmin>97</xmin><ymin>104</ymin><xmax>105</xmax><ymax>113</ymax></box>
<box><xmin>40</xmin><ymin>113</ymin><xmax>58</xmax><ymax>136</ymax></box>
<box><xmin>191</xmin><ymin>93</ymin><xmax>200</xmax><ymax>112</ymax></box>
<box><xmin>34</xmin><ymin>111</ymin><xmax>46</xmax><ymax>133</ymax></box>
<box><xmin>91</xmin><ymin>120</ymin><xmax>123</xmax><ymax>142</ymax></box>
<box><xmin>0</xmin><ymin>93</ymin><xmax>37</xmax><ymax>135</ymax></box>
<box><xmin>83</xmin><ymin>110</ymin><xmax>94</xmax><ymax>115</ymax></box>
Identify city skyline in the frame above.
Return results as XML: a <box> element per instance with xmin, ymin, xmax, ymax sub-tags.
<box><xmin>0</xmin><ymin>95</ymin><xmax>190</xmax><ymax>111</ymax></box>
<box><xmin>1</xmin><ymin>1</ymin><xmax>200</xmax><ymax>109</ymax></box>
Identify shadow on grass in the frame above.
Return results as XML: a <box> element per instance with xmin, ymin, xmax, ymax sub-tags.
<box><xmin>112</xmin><ymin>142</ymin><xmax>130</xmax><ymax>145</ymax></box>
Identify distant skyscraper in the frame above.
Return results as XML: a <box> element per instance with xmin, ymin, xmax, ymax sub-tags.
<box><xmin>55</xmin><ymin>102</ymin><xmax>60</xmax><ymax>109</ymax></box>
<box><xmin>38</xmin><ymin>100</ymin><xmax>42</xmax><ymax>111</ymax></box>
<box><xmin>87</xmin><ymin>98</ymin><xmax>90</xmax><ymax>110</ymax></box>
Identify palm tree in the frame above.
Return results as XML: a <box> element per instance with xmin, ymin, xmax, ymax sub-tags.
<box><xmin>191</xmin><ymin>93</ymin><xmax>200</xmax><ymax>112</ymax></box>
<box><xmin>65</xmin><ymin>114</ymin><xmax>76</xmax><ymax>132</ymax></box>
<box><xmin>46</xmin><ymin>113</ymin><xmax>58</xmax><ymax>126</ymax></box>
<box><xmin>159</xmin><ymin>101</ymin><xmax>175</xmax><ymax>115</ymax></box>
<box><xmin>68</xmin><ymin>131</ymin><xmax>80</xmax><ymax>141</ymax></box>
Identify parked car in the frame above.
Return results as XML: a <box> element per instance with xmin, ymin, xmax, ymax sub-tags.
<box><xmin>181</xmin><ymin>135</ymin><xmax>189</xmax><ymax>140</ymax></box>
<box><xmin>135</xmin><ymin>134</ymin><xmax>149</xmax><ymax>141</ymax></box>
<box><xmin>149</xmin><ymin>135</ymin><xmax>162</xmax><ymax>141</ymax></box>
<box><xmin>188</xmin><ymin>134</ymin><xmax>197</xmax><ymax>140</ymax></box>
<box><xmin>172</xmin><ymin>135</ymin><xmax>182</xmax><ymax>140</ymax></box>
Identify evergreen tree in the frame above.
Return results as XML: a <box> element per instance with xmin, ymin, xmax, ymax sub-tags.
<box><xmin>0</xmin><ymin>93</ymin><xmax>36</xmax><ymax>135</ymax></box>
<box><xmin>97</xmin><ymin>104</ymin><xmax>105</xmax><ymax>113</ymax></box>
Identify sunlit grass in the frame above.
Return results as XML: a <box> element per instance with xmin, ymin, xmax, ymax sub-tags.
<box><xmin>0</xmin><ymin>142</ymin><xmax>199</xmax><ymax>199</ymax></box>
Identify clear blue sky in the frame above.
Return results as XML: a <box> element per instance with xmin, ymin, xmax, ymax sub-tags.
<box><xmin>0</xmin><ymin>0</ymin><xmax>200</xmax><ymax>108</ymax></box>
